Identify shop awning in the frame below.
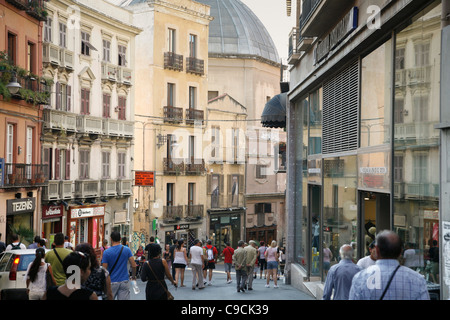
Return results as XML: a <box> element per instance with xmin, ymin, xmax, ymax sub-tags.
<box><xmin>261</xmin><ymin>92</ymin><xmax>287</xmax><ymax>128</ymax></box>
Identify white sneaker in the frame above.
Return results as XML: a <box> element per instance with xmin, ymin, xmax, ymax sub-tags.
<box><xmin>274</xmin><ymin>285</ymin><xmax>279</xmax><ymax>288</ymax></box>
<box><xmin>265</xmin><ymin>284</ymin><xmax>270</xmax><ymax>288</ymax></box>
<box><xmin>227</xmin><ymin>280</ymin><xmax>232</xmax><ymax>284</ymax></box>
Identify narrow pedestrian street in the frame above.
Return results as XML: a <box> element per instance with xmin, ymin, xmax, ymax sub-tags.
<box><xmin>130</xmin><ymin>262</ymin><xmax>315</xmax><ymax>301</ymax></box>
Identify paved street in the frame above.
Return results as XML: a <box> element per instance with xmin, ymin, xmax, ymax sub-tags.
<box><xmin>130</xmin><ymin>261</ymin><xmax>315</xmax><ymax>301</ymax></box>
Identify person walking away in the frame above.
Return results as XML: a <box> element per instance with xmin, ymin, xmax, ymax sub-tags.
<box><xmin>203</xmin><ymin>239</ymin><xmax>218</xmax><ymax>285</ymax></box>
<box><xmin>43</xmin><ymin>251</ymin><xmax>97</xmax><ymax>300</ymax></box>
<box><xmin>428</xmin><ymin>240</ymin><xmax>439</xmax><ymax>283</ymax></box>
<box><xmin>169</xmin><ymin>239</ymin><xmax>178</xmax><ymax>279</ymax></box>
<box><xmin>25</xmin><ymin>248</ymin><xmax>56</xmax><ymax>300</ymax></box>
<box><xmin>258</xmin><ymin>241</ymin><xmax>267</xmax><ymax>279</ymax></box>
<box><xmin>76</xmin><ymin>242</ymin><xmax>113</xmax><ymax>300</ymax></box>
<box><xmin>265</xmin><ymin>241</ymin><xmax>280</xmax><ymax>288</ymax></box>
<box><xmin>0</xmin><ymin>233</ymin><xmax>6</xmax><ymax>254</ymax></box>
<box><xmin>189</xmin><ymin>239</ymin><xmax>205</xmax><ymax>290</ymax></box>
<box><xmin>63</xmin><ymin>236</ymin><xmax>73</xmax><ymax>250</ymax></box>
<box><xmin>233</xmin><ymin>240</ymin><xmax>247</xmax><ymax>292</ymax></box>
<box><xmin>164</xmin><ymin>244</ymin><xmax>171</xmax><ymax>270</ymax></box>
<box><xmin>27</xmin><ymin>236</ymin><xmax>41</xmax><ymax>249</ymax></box>
<box><xmin>322</xmin><ymin>244</ymin><xmax>361</xmax><ymax>300</ymax></box>
<box><xmin>244</xmin><ymin>240</ymin><xmax>258</xmax><ymax>290</ymax></box>
<box><xmin>173</xmin><ymin>239</ymin><xmax>188</xmax><ymax>287</ymax></box>
<box><xmin>140</xmin><ymin>243</ymin><xmax>177</xmax><ymax>300</ymax></box>
<box><xmin>349</xmin><ymin>230</ymin><xmax>430</xmax><ymax>300</ymax></box>
<box><xmin>221</xmin><ymin>242</ymin><xmax>234</xmax><ymax>284</ymax></box>
<box><xmin>5</xmin><ymin>234</ymin><xmax>26</xmax><ymax>250</ymax></box>
<box><xmin>102</xmin><ymin>231</ymin><xmax>137</xmax><ymax>300</ymax></box>
<box><xmin>357</xmin><ymin>241</ymin><xmax>377</xmax><ymax>269</ymax></box>
<box><xmin>44</xmin><ymin>233</ymin><xmax>71</xmax><ymax>286</ymax></box>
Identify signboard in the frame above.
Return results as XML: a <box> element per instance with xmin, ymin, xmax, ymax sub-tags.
<box><xmin>42</xmin><ymin>205</ymin><xmax>64</xmax><ymax>219</ymax></box>
<box><xmin>70</xmin><ymin>205</ymin><xmax>105</xmax><ymax>219</ymax></box>
<box><xmin>7</xmin><ymin>198</ymin><xmax>36</xmax><ymax>215</ymax></box>
<box><xmin>174</xmin><ymin>224</ymin><xmax>189</xmax><ymax>231</ymax></box>
<box><xmin>135</xmin><ymin>171</ymin><xmax>154</xmax><ymax>186</ymax></box>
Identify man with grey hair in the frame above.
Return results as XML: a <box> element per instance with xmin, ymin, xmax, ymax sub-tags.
<box><xmin>232</xmin><ymin>240</ymin><xmax>247</xmax><ymax>292</ymax></box>
<box><xmin>322</xmin><ymin>244</ymin><xmax>361</xmax><ymax>300</ymax></box>
<box><xmin>244</xmin><ymin>240</ymin><xmax>258</xmax><ymax>290</ymax></box>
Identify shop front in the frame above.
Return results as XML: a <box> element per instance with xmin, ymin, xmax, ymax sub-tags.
<box><xmin>41</xmin><ymin>204</ymin><xmax>63</xmax><ymax>246</ymax></box>
<box><xmin>208</xmin><ymin>210</ymin><xmax>243</xmax><ymax>254</ymax></box>
<box><xmin>4</xmin><ymin>196</ymin><xmax>35</xmax><ymax>245</ymax></box>
<box><xmin>67</xmin><ymin>204</ymin><xmax>105</xmax><ymax>250</ymax></box>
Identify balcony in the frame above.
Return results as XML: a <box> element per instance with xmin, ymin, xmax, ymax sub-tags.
<box><xmin>117</xmin><ymin>179</ymin><xmax>132</xmax><ymax>196</ymax></box>
<box><xmin>42</xmin><ymin>180</ymin><xmax>72</xmax><ymax>201</ymax></box>
<box><xmin>74</xmin><ymin>180</ymin><xmax>99</xmax><ymax>198</ymax></box>
<box><xmin>61</xmin><ymin>49</ymin><xmax>74</xmax><ymax>71</ymax></box>
<box><xmin>185</xmin><ymin>108</ymin><xmax>204</xmax><ymax>125</ymax></box>
<box><xmin>100</xmin><ymin>179</ymin><xmax>117</xmax><ymax>197</ymax></box>
<box><xmin>43</xmin><ymin>109</ymin><xmax>77</xmax><ymax>132</ymax></box>
<box><xmin>186</xmin><ymin>57</ymin><xmax>204</xmax><ymax>75</ymax></box>
<box><xmin>405</xmin><ymin>183</ymin><xmax>439</xmax><ymax>199</ymax></box>
<box><xmin>163</xmin><ymin>205</ymin><xmax>184</xmax><ymax>222</ymax></box>
<box><xmin>2</xmin><ymin>164</ymin><xmax>48</xmax><ymax>188</ymax></box>
<box><xmin>163</xmin><ymin>106</ymin><xmax>183</xmax><ymax>123</ymax></box>
<box><xmin>6</xmin><ymin>0</ymin><xmax>28</xmax><ymax>10</ymax></box>
<box><xmin>101</xmin><ymin>62</ymin><xmax>117</xmax><ymax>83</ymax></box>
<box><xmin>43</xmin><ymin>42</ymin><xmax>61</xmax><ymax>66</ymax></box>
<box><xmin>102</xmin><ymin>118</ymin><xmax>134</xmax><ymax>138</ymax></box>
<box><xmin>185</xmin><ymin>158</ymin><xmax>205</xmax><ymax>175</ymax></box>
<box><xmin>163</xmin><ymin>158</ymin><xmax>184</xmax><ymax>175</ymax></box>
<box><xmin>76</xmin><ymin>115</ymin><xmax>103</xmax><ymax>135</ymax></box>
<box><xmin>164</xmin><ymin>52</ymin><xmax>183</xmax><ymax>71</ymax></box>
<box><xmin>117</xmin><ymin>66</ymin><xmax>132</xmax><ymax>86</ymax></box>
<box><xmin>185</xmin><ymin>204</ymin><xmax>204</xmax><ymax>220</ymax></box>
<box><xmin>60</xmin><ymin>180</ymin><xmax>73</xmax><ymax>199</ymax></box>
<box><xmin>394</xmin><ymin>122</ymin><xmax>439</xmax><ymax>141</ymax></box>
<box><xmin>26</xmin><ymin>0</ymin><xmax>48</xmax><ymax>21</ymax></box>
<box><xmin>300</xmin><ymin>0</ymin><xmax>354</xmax><ymax>38</ymax></box>
<box><xmin>288</xmin><ymin>27</ymin><xmax>301</xmax><ymax>64</ymax></box>
<box><xmin>408</xmin><ymin>66</ymin><xmax>432</xmax><ymax>85</ymax></box>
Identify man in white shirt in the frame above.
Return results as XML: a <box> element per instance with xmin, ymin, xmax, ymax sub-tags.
<box><xmin>5</xmin><ymin>234</ymin><xmax>27</xmax><ymax>250</ymax></box>
<box><xmin>189</xmin><ymin>239</ymin><xmax>205</xmax><ymax>290</ymax></box>
<box><xmin>357</xmin><ymin>241</ymin><xmax>377</xmax><ymax>269</ymax></box>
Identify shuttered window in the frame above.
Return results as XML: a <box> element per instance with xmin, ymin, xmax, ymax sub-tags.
<box><xmin>322</xmin><ymin>60</ymin><xmax>359</xmax><ymax>154</ymax></box>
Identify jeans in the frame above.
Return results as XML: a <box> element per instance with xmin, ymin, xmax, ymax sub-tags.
<box><xmin>190</xmin><ymin>263</ymin><xmax>205</xmax><ymax>288</ymax></box>
<box><xmin>236</xmin><ymin>269</ymin><xmax>247</xmax><ymax>290</ymax></box>
<box><xmin>111</xmin><ymin>280</ymin><xmax>130</xmax><ymax>300</ymax></box>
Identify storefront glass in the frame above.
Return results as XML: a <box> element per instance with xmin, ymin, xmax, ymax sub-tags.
<box><xmin>322</xmin><ymin>156</ymin><xmax>358</xmax><ymax>278</ymax></box>
<box><xmin>393</xmin><ymin>1</ymin><xmax>441</xmax><ymax>284</ymax></box>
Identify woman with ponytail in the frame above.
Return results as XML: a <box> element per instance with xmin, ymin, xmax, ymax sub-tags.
<box><xmin>25</xmin><ymin>248</ymin><xmax>56</xmax><ymax>300</ymax></box>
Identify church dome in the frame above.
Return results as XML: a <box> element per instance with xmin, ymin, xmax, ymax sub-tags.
<box><xmin>195</xmin><ymin>0</ymin><xmax>280</xmax><ymax>63</ymax></box>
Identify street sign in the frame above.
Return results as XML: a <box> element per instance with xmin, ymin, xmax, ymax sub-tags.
<box><xmin>134</xmin><ymin>171</ymin><xmax>154</xmax><ymax>186</ymax></box>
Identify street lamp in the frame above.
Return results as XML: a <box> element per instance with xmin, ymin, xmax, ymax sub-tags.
<box><xmin>134</xmin><ymin>198</ymin><xmax>140</xmax><ymax>210</ymax></box>
<box><xmin>6</xmin><ymin>72</ymin><xmax>21</xmax><ymax>95</ymax></box>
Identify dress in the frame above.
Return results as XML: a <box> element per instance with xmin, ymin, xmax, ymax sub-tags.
<box><xmin>140</xmin><ymin>259</ymin><xmax>169</xmax><ymax>300</ymax></box>
<box><xmin>25</xmin><ymin>261</ymin><xmax>49</xmax><ymax>300</ymax></box>
<box><xmin>173</xmin><ymin>249</ymin><xmax>187</xmax><ymax>268</ymax></box>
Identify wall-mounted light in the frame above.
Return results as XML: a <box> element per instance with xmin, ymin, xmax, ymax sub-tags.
<box><xmin>6</xmin><ymin>71</ymin><xmax>21</xmax><ymax>95</ymax></box>
<box><xmin>134</xmin><ymin>198</ymin><xmax>139</xmax><ymax>210</ymax></box>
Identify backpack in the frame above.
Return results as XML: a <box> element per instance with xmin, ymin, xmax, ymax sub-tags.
<box><xmin>206</xmin><ymin>246</ymin><xmax>214</xmax><ymax>261</ymax></box>
<box><xmin>10</xmin><ymin>242</ymin><xmax>22</xmax><ymax>250</ymax></box>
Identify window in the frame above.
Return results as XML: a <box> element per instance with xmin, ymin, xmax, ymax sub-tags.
<box><xmin>255</xmin><ymin>203</ymin><xmax>272</xmax><ymax>226</ymax></box>
<box><xmin>118</xmin><ymin>45</ymin><xmax>127</xmax><ymax>66</ymax></box>
<box><xmin>208</xmin><ymin>91</ymin><xmax>219</xmax><ymax>101</ymax></box>
<box><xmin>189</xmin><ymin>136</ymin><xmax>195</xmax><ymax>159</ymax></box>
<box><xmin>27</xmin><ymin>42</ymin><xmax>36</xmax><ymax>74</ymax></box>
<box><xmin>44</xmin><ymin>18</ymin><xmax>52</xmax><ymax>43</ymax></box>
<box><xmin>43</xmin><ymin>147</ymin><xmax>52</xmax><ymax>180</ymax></box>
<box><xmin>189</xmin><ymin>86</ymin><xmax>196</xmax><ymax>109</ymax></box>
<box><xmin>25</xmin><ymin>127</ymin><xmax>33</xmax><ymax>179</ymax></box>
<box><xmin>7</xmin><ymin>32</ymin><xmax>17</xmax><ymax>65</ymax></box>
<box><xmin>394</xmin><ymin>155</ymin><xmax>404</xmax><ymax>182</ymax></box>
<box><xmin>166</xmin><ymin>183</ymin><xmax>174</xmax><ymax>206</ymax></box>
<box><xmin>230</xmin><ymin>175</ymin><xmax>239</xmax><ymax>206</ymax></box>
<box><xmin>80</xmin><ymin>88</ymin><xmax>90</xmax><ymax>115</ymax></box>
<box><xmin>103</xmin><ymin>40</ymin><xmax>111</xmax><ymax>62</ymax></box>
<box><xmin>55</xmin><ymin>149</ymin><xmax>70</xmax><ymax>180</ymax></box>
<box><xmin>59</xmin><ymin>23</ymin><xmax>67</xmax><ymax>48</ymax></box>
<box><xmin>118</xmin><ymin>152</ymin><xmax>126</xmax><ymax>178</ymax></box>
<box><xmin>189</xmin><ymin>34</ymin><xmax>197</xmax><ymax>57</ymax></box>
<box><xmin>118</xmin><ymin>96</ymin><xmax>126</xmax><ymax>120</ymax></box>
<box><xmin>414</xmin><ymin>42</ymin><xmax>430</xmax><ymax>66</ymax></box>
<box><xmin>79</xmin><ymin>150</ymin><xmax>90</xmax><ymax>179</ymax></box>
<box><xmin>81</xmin><ymin>31</ymin><xmax>96</xmax><ymax>56</ymax></box>
<box><xmin>168</xmin><ymin>28</ymin><xmax>176</xmax><ymax>53</ymax></box>
<box><xmin>413</xmin><ymin>153</ymin><xmax>428</xmax><ymax>182</ymax></box>
<box><xmin>211</xmin><ymin>126</ymin><xmax>220</xmax><ymax>159</ymax></box>
<box><xmin>102</xmin><ymin>152</ymin><xmax>110</xmax><ymax>179</ymax></box>
<box><xmin>256</xmin><ymin>164</ymin><xmax>267</xmax><ymax>179</ymax></box>
<box><xmin>55</xmin><ymin>82</ymin><xmax>72</xmax><ymax>111</ymax></box>
<box><xmin>231</xmin><ymin>128</ymin><xmax>239</xmax><ymax>162</ymax></box>
<box><xmin>167</xmin><ymin>83</ymin><xmax>175</xmax><ymax>106</ymax></box>
<box><xmin>103</xmin><ymin>93</ymin><xmax>111</xmax><ymax>118</ymax></box>
<box><xmin>188</xmin><ymin>183</ymin><xmax>195</xmax><ymax>206</ymax></box>
<box><xmin>6</xmin><ymin>124</ymin><xmax>15</xmax><ymax>165</ymax></box>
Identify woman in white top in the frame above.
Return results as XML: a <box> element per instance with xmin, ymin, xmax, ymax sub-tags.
<box><xmin>172</xmin><ymin>239</ymin><xmax>188</xmax><ymax>287</ymax></box>
<box><xmin>25</xmin><ymin>248</ymin><xmax>56</xmax><ymax>300</ymax></box>
<box><xmin>264</xmin><ymin>241</ymin><xmax>280</xmax><ymax>288</ymax></box>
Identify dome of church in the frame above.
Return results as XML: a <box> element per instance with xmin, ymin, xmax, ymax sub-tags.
<box><xmin>195</xmin><ymin>0</ymin><xmax>280</xmax><ymax>63</ymax></box>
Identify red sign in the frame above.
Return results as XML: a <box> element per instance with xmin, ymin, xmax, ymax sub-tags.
<box><xmin>135</xmin><ymin>171</ymin><xmax>154</xmax><ymax>186</ymax></box>
<box><xmin>42</xmin><ymin>205</ymin><xmax>63</xmax><ymax>219</ymax></box>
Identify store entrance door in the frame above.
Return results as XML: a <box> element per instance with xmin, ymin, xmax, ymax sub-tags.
<box><xmin>309</xmin><ymin>184</ymin><xmax>321</xmax><ymax>278</ymax></box>
<box><xmin>360</xmin><ymin>191</ymin><xmax>390</xmax><ymax>257</ymax></box>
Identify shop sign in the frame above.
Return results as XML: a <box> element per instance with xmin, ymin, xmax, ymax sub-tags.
<box><xmin>359</xmin><ymin>167</ymin><xmax>388</xmax><ymax>175</ymax></box>
<box><xmin>135</xmin><ymin>171</ymin><xmax>154</xmax><ymax>186</ymax></box>
<box><xmin>314</xmin><ymin>7</ymin><xmax>358</xmax><ymax>64</ymax></box>
<box><xmin>7</xmin><ymin>197</ymin><xmax>35</xmax><ymax>215</ymax></box>
<box><xmin>42</xmin><ymin>205</ymin><xmax>63</xmax><ymax>219</ymax></box>
<box><xmin>70</xmin><ymin>206</ymin><xmax>105</xmax><ymax>219</ymax></box>
<box><xmin>174</xmin><ymin>224</ymin><xmax>189</xmax><ymax>231</ymax></box>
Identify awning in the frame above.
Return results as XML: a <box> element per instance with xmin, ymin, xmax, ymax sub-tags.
<box><xmin>261</xmin><ymin>92</ymin><xmax>287</xmax><ymax>128</ymax></box>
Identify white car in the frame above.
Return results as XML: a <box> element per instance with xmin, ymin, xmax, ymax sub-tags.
<box><xmin>0</xmin><ymin>249</ymin><xmax>49</xmax><ymax>293</ymax></box>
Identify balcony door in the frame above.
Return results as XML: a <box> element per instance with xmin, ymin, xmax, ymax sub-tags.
<box><xmin>167</xmin><ymin>183</ymin><xmax>174</xmax><ymax>207</ymax></box>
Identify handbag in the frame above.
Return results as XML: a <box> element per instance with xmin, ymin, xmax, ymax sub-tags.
<box><xmin>147</xmin><ymin>261</ymin><xmax>174</xmax><ymax>300</ymax></box>
<box><xmin>45</xmin><ymin>263</ymin><xmax>55</xmax><ymax>290</ymax></box>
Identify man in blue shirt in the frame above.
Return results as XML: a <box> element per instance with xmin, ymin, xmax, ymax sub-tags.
<box><xmin>323</xmin><ymin>244</ymin><xmax>361</xmax><ymax>300</ymax></box>
<box><xmin>349</xmin><ymin>230</ymin><xmax>429</xmax><ymax>300</ymax></box>
<box><xmin>102</xmin><ymin>231</ymin><xmax>136</xmax><ymax>300</ymax></box>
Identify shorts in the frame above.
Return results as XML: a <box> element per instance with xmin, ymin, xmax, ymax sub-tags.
<box><xmin>267</xmin><ymin>261</ymin><xmax>278</xmax><ymax>270</ymax></box>
<box><xmin>173</xmin><ymin>263</ymin><xmax>186</xmax><ymax>269</ymax></box>
<box><xmin>203</xmin><ymin>261</ymin><xmax>215</xmax><ymax>270</ymax></box>
<box><xmin>224</xmin><ymin>263</ymin><xmax>232</xmax><ymax>273</ymax></box>
<box><xmin>259</xmin><ymin>258</ymin><xmax>267</xmax><ymax>270</ymax></box>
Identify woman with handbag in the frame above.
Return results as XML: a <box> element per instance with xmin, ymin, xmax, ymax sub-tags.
<box><xmin>140</xmin><ymin>243</ymin><xmax>177</xmax><ymax>300</ymax></box>
<box><xmin>25</xmin><ymin>248</ymin><xmax>56</xmax><ymax>300</ymax></box>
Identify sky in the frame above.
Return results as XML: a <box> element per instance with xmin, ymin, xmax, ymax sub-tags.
<box><xmin>241</xmin><ymin>0</ymin><xmax>296</xmax><ymax>63</ymax></box>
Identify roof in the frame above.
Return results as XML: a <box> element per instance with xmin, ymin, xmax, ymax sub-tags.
<box><xmin>195</xmin><ymin>0</ymin><xmax>279</xmax><ymax>63</ymax></box>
